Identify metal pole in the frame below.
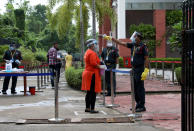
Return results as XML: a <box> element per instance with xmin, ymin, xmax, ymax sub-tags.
<box><xmin>44</xmin><ymin>64</ymin><xmax>46</xmax><ymax>85</ymax></box>
<box><xmin>172</xmin><ymin>63</ymin><xmax>175</xmax><ymax>83</ymax></box>
<box><xmin>130</xmin><ymin>69</ymin><xmax>135</xmax><ymax>114</ymax></box>
<box><xmin>49</xmin><ymin>70</ymin><xmax>64</xmax><ymax>122</ymax></box>
<box><xmin>41</xmin><ymin>64</ymin><xmax>43</xmax><ymax>87</ymax></box>
<box><xmin>106</xmin><ymin>70</ymin><xmax>119</xmax><ymax>108</ymax></box>
<box><xmin>162</xmin><ymin>62</ymin><xmax>164</xmax><ymax>79</ymax></box>
<box><xmin>47</xmin><ymin>65</ymin><xmax>49</xmax><ymax>82</ymax></box>
<box><xmin>37</xmin><ymin>63</ymin><xmax>40</xmax><ymax>90</ymax></box>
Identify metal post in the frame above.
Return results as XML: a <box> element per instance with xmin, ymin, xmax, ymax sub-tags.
<box><xmin>155</xmin><ymin>62</ymin><xmax>158</xmax><ymax>77</ymax></box>
<box><xmin>172</xmin><ymin>63</ymin><xmax>175</xmax><ymax>83</ymax></box>
<box><xmin>162</xmin><ymin>62</ymin><xmax>164</xmax><ymax>79</ymax></box>
<box><xmin>40</xmin><ymin>64</ymin><xmax>43</xmax><ymax>87</ymax></box>
<box><xmin>37</xmin><ymin>63</ymin><xmax>40</xmax><ymax>90</ymax></box>
<box><xmin>47</xmin><ymin>65</ymin><xmax>50</xmax><ymax>82</ymax></box>
<box><xmin>149</xmin><ymin>63</ymin><xmax>151</xmax><ymax>78</ymax></box>
<box><xmin>44</xmin><ymin>64</ymin><xmax>46</xmax><ymax>85</ymax></box>
<box><xmin>49</xmin><ymin>70</ymin><xmax>64</xmax><ymax>122</ymax></box>
<box><xmin>106</xmin><ymin>70</ymin><xmax>119</xmax><ymax>108</ymax></box>
<box><xmin>130</xmin><ymin>69</ymin><xmax>135</xmax><ymax>114</ymax></box>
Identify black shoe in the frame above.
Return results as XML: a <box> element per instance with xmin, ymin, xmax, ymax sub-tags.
<box><xmin>136</xmin><ymin>107</ymin><xmax>146</xmax><ymax>112</ymax></box>
<box><xmin>85</xmin><ymin>108</ymin><xmax>90</xmax><ymax>112</ymax></box>
<box><xmin>105</xmin><ymin>94</ymin><xmax>111</xmax><ymax>96</ymax></box>
<box><xmin>2</xmin><ymin>91</ymin><xmax>7</xmax><ymax>95</ymax></box>
<box><xmin>11</xmin><ymin>91</ymin><xmax>17</xmax><ymax>94</ymax></box>
<box><xmin>90</xmin><ymin>110</ymin><xmax>99</xmax><ymax>113</ymax></box>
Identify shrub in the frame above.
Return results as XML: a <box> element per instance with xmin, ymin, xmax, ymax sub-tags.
<box><xmin>175</xmin><ymin>67</ymin><xmax>182</xmax><ymax>85</ymax></box>
<box><xmin>0</xmin><ymin>45</ymin><xmax>9</xmax><ymax>55</ymax></box>
<box><xmin>149</xmin><ymin>58</ymin><xmax>181</xmax><ymax>69</ymax></box>
<box><xmin>65</xmin><ymin>67</ymin><xmax>84</xmax><ymax>90</ymax></box>
<box><xmin>35</xmin><ymin>50</ymin><xmax>47</xmax><ymax>62</ymax></box>
<box><xmin>19</xmin><ymin>46</ymin><xmax>35</xmax><ymax>63</ymax></box>
<box><xmin>119</xmin><ymin>57</ymin><xmax>124</xmax><ymax>68</ymax></box>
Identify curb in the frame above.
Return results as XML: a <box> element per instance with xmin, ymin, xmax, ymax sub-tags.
<box><xmin>16</xmin><ymin>117</ymin><xmax>135</xmax><ymax>124</ymax></box>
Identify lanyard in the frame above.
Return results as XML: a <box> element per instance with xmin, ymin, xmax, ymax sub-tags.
<box><xmin>10</xmin><ymin>50</ymin><xmax>16</xmax><ymax>59</ymax></box>
<box><xmin>106</xmin><ymin>48</ymin><xmax>112</xmax><ymax>58</ymax></box>
<box><xmin>132</xmin><ymin>46</ymin><xmax>136</xmax><ymax>57</ymax></box>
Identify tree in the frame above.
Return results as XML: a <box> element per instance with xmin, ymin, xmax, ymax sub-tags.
<box><xmin>47</xmin><ymin>0</ymin><xmax>116</xmax><ymax>47</ymax></box>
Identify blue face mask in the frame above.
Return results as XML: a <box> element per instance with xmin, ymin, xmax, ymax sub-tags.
<box><xmin>9</xmin><ymin>47</ymin><xmax>15</xmax><ymax>51</ymax></box>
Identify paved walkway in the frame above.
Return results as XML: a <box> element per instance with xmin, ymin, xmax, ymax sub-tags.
<box><xmin>0</xmin><ymin>70</ymin><xmax>181</xmax><ymax>131</ymax></box>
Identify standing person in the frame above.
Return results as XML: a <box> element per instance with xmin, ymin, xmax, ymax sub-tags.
<box><xmin>103</xmin><ymin>32</ymin><xmax>149</xmax><ymax>112</ymax></box>
<box><xmin>81</xmin><ymin>39</ymin><xmax>101</xmax><ymax>113</ymax></box>
<box><xmin>56</xmin><ymin>48</ymin><xmax>62</xmax><ymax>83</ymax></box>
<box><xmin>65</xmin><ymin>51</ymin><xmax>72</xmax><ymax>69</ymax></box>
<box><xmin>2</xmin><ymin>44</ymin><xmax>22</xmax><ymax>94</ymax></box>
<box><xmin>101</xmin><ymin>40</ymin><xmax>119</xmax><ymax>96</ymax></box>
<box><xmin>47</xmin><ymin>42</ymin><xmax>58</xmax><ymax>88</ymax></box>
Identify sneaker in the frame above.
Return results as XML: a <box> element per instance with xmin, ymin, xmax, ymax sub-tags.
<box><xmin>90</xmin><ymin>110</ymin><xmax>99</xmax><ymax>113</ymax></box>
<box><xmin>11</xmin><ymin>91</ymin><xmax>17</xmax><ymax>94</ymax></box>
<box><xmin>135</xmin><ymin>107</ymin><xmax>146</xmax><ymax>112</ymax></box>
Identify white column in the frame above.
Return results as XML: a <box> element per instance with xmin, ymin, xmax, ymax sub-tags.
<box><xmin>117</xmin><ymin>0</ymin><xmax>126</xmax><ymax>39</ymax></box>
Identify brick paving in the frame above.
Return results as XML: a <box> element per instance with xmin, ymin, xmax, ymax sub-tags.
<box><xmin>104</xmin><ymin>75</ymin><xmax>181</xmax><ymax>131</ymax></box>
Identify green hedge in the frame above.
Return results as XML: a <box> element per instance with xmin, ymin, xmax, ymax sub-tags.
<box><xmin>35</xmin><ymin>50</ymin><xmax>47</xmax><ymax>62</ymax></box>
<box><xmin>175</xmin><ymin>67</ymin><xmax>182</xmax><ymax>85</ymax></box>
<box><xmin>149</xmin><ymin>58</ymin><xmax>181</xmax><ymax>69</ymax></box>
<box><xmin>65</xmin><ymin>67</ymin><xmax>84</xmax><ymax>90</ymax></box>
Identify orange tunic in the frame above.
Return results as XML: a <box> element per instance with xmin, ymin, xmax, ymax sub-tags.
<box><xmin>81</xmin><ymin>49</ymin><xmax>101</xmax><ymax>93</ymax></box>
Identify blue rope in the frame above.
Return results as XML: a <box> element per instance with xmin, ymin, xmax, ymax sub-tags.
<box><xmin>105</xmin><ymin>69</ymin><xmax>130</xmax><ymax>74</ymax></box>
<box><xmin>0</xmin><ymin>73</ymin><xmax>53</xmax><ymax>77</ymax></box>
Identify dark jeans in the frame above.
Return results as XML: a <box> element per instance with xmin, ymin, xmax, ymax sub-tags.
<box><xmin>133</xmin><ymin>67</ymin><xmax>145</xmax><ymax>109</ymax></box>
<box><xmin>2</xmin><ymin>76</ymin><xmax>18</xmax><ymax>92</ymax></box>
<box><xmin>85</xmin><ymin>74</ymin><xmax>96</xmax><ymax>110</ymax></box>
<box><xmin>56</xmin><ymin>63</ymin><xmax>62</xmax><ymax>83</ymax></box>
<box><xmin>49</xmin><ymin>65</ymin><xmax>56</xmax><ymax>87</ymax></box>
<box><xmin>105</xmin><ymin>70</ymin><xmax>116</xmax><ymax>95</ymax></box>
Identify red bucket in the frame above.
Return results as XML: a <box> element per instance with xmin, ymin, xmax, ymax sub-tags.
<box><xmin>29</xmin><ymin>86</ymin><xmax>36</xmax><ymax>95</ymax></box>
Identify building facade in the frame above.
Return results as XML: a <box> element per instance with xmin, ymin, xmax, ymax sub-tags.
<box><xmin>99</xmin><ymin>0</ymin><xmax>182</xmax><ymax>58</ymax></box>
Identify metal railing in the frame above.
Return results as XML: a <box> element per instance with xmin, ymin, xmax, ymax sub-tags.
<box><xmin>182</xmin><ymin>0</ymin><xmax>194</xmax><ymax>131</ymax></box>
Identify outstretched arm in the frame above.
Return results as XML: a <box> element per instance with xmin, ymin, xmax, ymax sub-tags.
<box><xmin>112</xmin><ymin>38</ymin><xmax>128</xmax><ymax>47</ymax></box>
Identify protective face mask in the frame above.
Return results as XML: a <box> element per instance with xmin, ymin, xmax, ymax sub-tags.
<box><xmin>9</xmin><ymin>47</ymin><xmax>15</xmax><ymax>51</ymax></box>
<box><xmin>107</xmin><ymin>42</ymin><xmax>113</xmax><ymax>47</ymax></box>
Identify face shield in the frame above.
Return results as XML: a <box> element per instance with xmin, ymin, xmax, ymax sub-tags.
<box><xmin>86</xmin><ymin>39</ymin><xmax>99</xmax><ymax>52</ymax></box>
<box><xmin>130</xmin><ymin>31</ymin><xmax>137</xmax><ymax>43</ymax></box>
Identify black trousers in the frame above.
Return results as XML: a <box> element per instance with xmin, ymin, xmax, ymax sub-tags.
<box><xmin>2</xmin><ymin>76</ymin><xmax>18</xmax><ymax>92</ymax></box>
<box><xmin>133</xmin><ymin>67</ymin><xmax>145</xmax><ymax>109</ymax></box>
<box><xmin>105</xmin><ymin>70</ymin><xmax>116</xmax><ymax>95</ymax></box>
<box><xmin>85</xmin><ymin>74</ymin><xmax>96</xmax><ymax>110</ymax></box>
<box><xmin>49</xmin><ymin>65</ymin><xmax>56</xmax><ymax>87</ymax></box>
<box><xmin>56</xmin><ymin>63</ymin><xmax>61</xmax><ymax>83</ymax></box>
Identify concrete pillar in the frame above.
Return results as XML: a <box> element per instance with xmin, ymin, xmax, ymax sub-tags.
<box><xmin>117</xmin><ymin>0</ymin><xmax>126</xmax><ymax>39</ymax></box>
<box><xmin>153</xmin><ymin>10</ymin><xmax>166</xmax><ymax>58</ymax></box>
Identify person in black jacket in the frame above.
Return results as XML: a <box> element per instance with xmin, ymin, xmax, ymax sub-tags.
<box><xmin>101</xmin><ymin>41</ymin><xmax>119</xmax><ymax>96</ymax></box>
<box><xmin>2</xmin><ymin>44</ymin><xmax>22</xmax><ymax>94</ymax></box>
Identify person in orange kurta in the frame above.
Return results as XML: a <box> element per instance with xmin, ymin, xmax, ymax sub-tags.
<box><xmin>81</xmin><ymin>39</ymin><xmax>101</xmax><ymax>113</ymax></box>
